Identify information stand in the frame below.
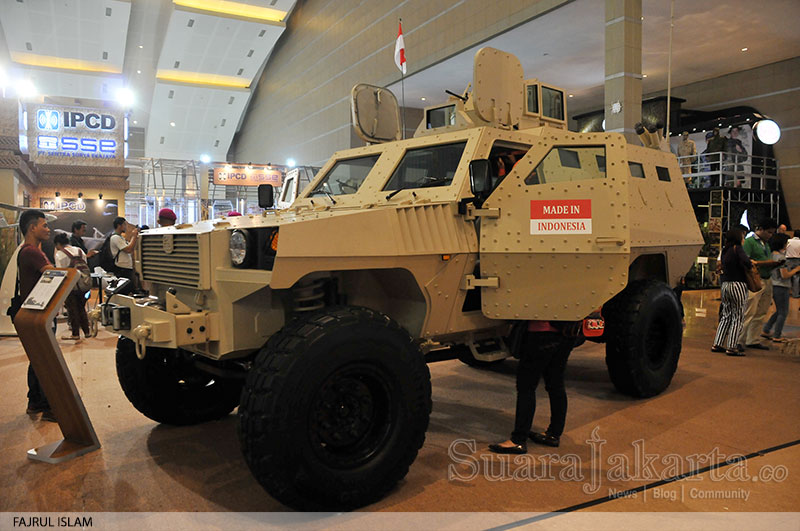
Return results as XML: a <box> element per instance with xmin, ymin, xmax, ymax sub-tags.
<box><xmin>14</xmin><ymin>268</ymin><xmax>101</xmax><ymax>463</ymax></box>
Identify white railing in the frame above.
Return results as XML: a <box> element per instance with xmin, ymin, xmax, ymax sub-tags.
<box><xmin>676</xmin><ymin>151</ymin><xmax>779</xmax><ymax>190</ymax></box>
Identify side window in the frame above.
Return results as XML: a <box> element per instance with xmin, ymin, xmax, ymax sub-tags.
<box><xmin>524</xmin><ymin>146</ymin><xmax>606</xmax><ymax>185</ymax></box>
<box><xmin>487</xmin><ymin>141</ymin><xmax>532</xmax><ymax>193</ymax></box>
<box><xmin>526</xmin><ymin>85</ymin><xmax>539</xmax><ymax>114</ymax></box>
<box><xmin>383</xmin><ymin>142</ymin><xmax>467</xmax><ymax>191</ymax></box>
<box><xmin>656</xmin><ymin>166</ymin><xmax>671</xmax><ymax>182</ymax></box>
<box><xmin>541</xmin><ymin>86</ymin><xmax>564</xmax><ymax>120</ymax></box>
<box><xmin>629</xmin><ymin>162</ymin><xmax>645</xmax><ymax>178</ymax></box>
<box><xmin>310</xmin><ymin>154</ymin><xmax>380</xmax><ymax>196</ymax></box>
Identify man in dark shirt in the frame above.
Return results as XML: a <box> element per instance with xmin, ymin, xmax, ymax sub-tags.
<box><xmin>70</xmin><ymin>220</ymin><xmax>99</xmax><ymax>259</ymax></box>
<box><xmin>15</xmin><ymin>210</ymin><xmax>56</xmax><ymax>422</ymax></box>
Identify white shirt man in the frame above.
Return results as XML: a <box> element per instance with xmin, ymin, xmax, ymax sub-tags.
<box><xmin>110</xmin><ymin>232</ymin><xmax>134</xmax><ymax>270</ymax></box>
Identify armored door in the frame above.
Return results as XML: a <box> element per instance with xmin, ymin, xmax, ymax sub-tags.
<box><xmin>479</xmin><ymin>135</ymin><xmax>631</xmax><ymax>321</ymax></box>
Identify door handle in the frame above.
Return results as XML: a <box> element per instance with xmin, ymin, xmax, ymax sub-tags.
<box><xmin>595</xmin><ymin>236</ymin><xmax>626</xmax><ymax>246</ymax></box>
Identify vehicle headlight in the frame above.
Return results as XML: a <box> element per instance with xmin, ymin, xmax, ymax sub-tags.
<box><xmin>229</xmin><ymin>229</ymin><xmax>251</xmax><ymax>267</ymax></box>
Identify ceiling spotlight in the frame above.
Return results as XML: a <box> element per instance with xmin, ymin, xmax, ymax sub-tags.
<box><xmin>642</xmin><ymin>74</ymin><xmax>648</xmax><ymax>78</ymax></box>
<box><xmin>133</xmin><ymin>120</ymin><xmax>138</xmax><ymax>125</ymax></box>
<box><xmin>138</xmin><ymin>45</ymin><xmax>143</xmax><ymax>49</ymax></box>
<box><xmin>420</xmin><ymin>97</ymin><xmax>426</xmax><ymax>101</ymax></box>
<box><xmin>741</xmin><ymin>47</ymin><xmax>748</xmax><ymax>52</ymax></box>
<box><xmin>602</xmin><ymin>119</ymin><xmax>605</xmax><ymax>131</ymax></box>
<box><xmin>200</xmin><ymin>154</ymin><xmax>211</xmax><ymax>164</ymax></box>
<box><xmin>754</xmin><ymin>119</ymin><xmax>781</xmax><ymax>145</ymax></box>
<box><xmin>98</xmin><ymin>194</ymin><xmax>103</xmax><ymax>199</ymax></box>
<box><xmin>137</xmin><ymin>70</ymin><xmax>142</xmax><ymax>74</ymax></box>
<box><xmin>568</xmin><ymin>94</ymin><xmax>573</xmax><ymax>98</ymax></box>
<box><xmin>55</xmin><ymin>191</ymin><xmax>61</xmax><ymax>197</ymax></box>
<box><xmin>77</xmin><ymin>193</ymin><xmax>83</xmax><ymax>203</ymax></box>
<box><xmin>116</xmin><ymin>87</ymin><xmax>135</xmax><ymax>107</ymax></box>
<box><xmin>15</xmin><ymin>79</ymin><xmax>37</xmax><ymax>98</ymax></box>
<box><xmin>286</xmin><ymin>158</ymin><xmax>296</xmax><ymax>168</ymax></box>
<box><xmin>170</xmin><ymin>121</ymin><xmax>176</xmax><ymax>127</ymax></box>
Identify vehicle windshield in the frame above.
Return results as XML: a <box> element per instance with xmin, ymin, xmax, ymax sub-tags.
<box><xmin>383</xmin><ymin>141</ymin><xmax>467</xmax><ymax>192</ymax></box>
<box><xmin>310</xmin><ymin>154</ymin><xmax>380</xmax><ymax>196</ymax></box>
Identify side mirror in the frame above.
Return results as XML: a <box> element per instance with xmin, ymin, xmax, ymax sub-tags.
<box><xmin>258</xmin><ymin>184</ymin><xmax>274</xmax><ymax>208</ymax></box>
<box><xmin>469</xmin><ymin>159</ymin><xmax>492</xmax><ymax>196</ymax></box>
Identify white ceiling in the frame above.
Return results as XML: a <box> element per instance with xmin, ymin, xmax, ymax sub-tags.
<box><xmin>0</xmin><ymin>0</ymin><xmax>295</xmax><ymax>162</ymax></box>
<box><xmin>387</xmin><ymin>0</ymin><xmax>800</xmax><ymax>117</ymax></box>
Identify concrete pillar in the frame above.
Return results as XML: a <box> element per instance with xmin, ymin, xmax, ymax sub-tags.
<box><xmin>604</xmin><ymin>0</ymin><xmax>642</xmax><ymax>144</ymax></box>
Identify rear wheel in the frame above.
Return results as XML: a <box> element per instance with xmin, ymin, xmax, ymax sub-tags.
<box><xmin>603</xmin><ymin>280</ymin><xmax>683</xmax><ymax>397</ymax></box>
<box><xmin>116</xmin><ymin>337</ymin><xmax>242</xmax><ymax>425</ymax></box>
<box><xmin>238</xmin><ymin>306</ymin><xmax>431</xmax><ymax>510</ymax></box>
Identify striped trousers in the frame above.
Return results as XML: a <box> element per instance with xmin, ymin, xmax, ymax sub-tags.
<box><xmin>714</xmin><ymin>281</ymin><xmax>749</xmax><ymax>349</ymax></box>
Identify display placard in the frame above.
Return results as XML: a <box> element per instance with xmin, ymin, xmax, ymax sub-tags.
<box><xmin>22</xmin><ymin>270</ymin><xmax>66</xmax><ymax>310</ymax></box>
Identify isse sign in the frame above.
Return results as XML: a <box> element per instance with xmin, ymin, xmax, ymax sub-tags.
<box><xmin>213</xmin><ymin>166</ymin><xmax>282</xmax><ymax>187</ymax></box>
<box><xmin>28</xmin><ymin>104</ymin><xmax>123</xmax><ymax>165</ymax></box>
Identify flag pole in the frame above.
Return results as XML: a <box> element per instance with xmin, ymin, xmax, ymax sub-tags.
<box><xmin>400</xmin><ymin>18</ymin><xmax>406</xmax><ymax>139</ymax></box>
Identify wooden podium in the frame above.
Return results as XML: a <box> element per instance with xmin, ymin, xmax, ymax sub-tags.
<box><xmin>14</xmin><ymin>268</ymin><xmax>101</xmax><ymax>463</ymax></box>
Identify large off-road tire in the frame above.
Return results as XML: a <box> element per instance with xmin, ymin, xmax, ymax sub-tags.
<box><xmin>116</xmin><ymin>337</ymin><xmax>243</xmax><ymax>425</ymax></box>
<box><xmin>602</xmin><ymin>280</ymin><xmax>683</xmax><ymax>398</ymax></box>
<box><xmin>238</xmin><ymin>306</ymin><xmax>432</xmax><ymax>510</ymax></box>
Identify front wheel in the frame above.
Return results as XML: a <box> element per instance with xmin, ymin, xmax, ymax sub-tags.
<box><xmin>116</xmin><ymin>337</ymin><xmax>243</xmax><ymax>425</ymax></box>
<box><xmin>238</xmin><ymin>306</ymin><xmax>432</xmax><ymax>510</ymax></box>
<box><xmin>603</xmin><ymin>280</ymin><xmax>683</xmax><ymax>397</ymax></box>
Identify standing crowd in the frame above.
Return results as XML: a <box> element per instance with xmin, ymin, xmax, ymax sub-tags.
<box><xmin>713</xmin><ymin>218</ymin><xmax>800</xmax><ymax>356</ymax></box>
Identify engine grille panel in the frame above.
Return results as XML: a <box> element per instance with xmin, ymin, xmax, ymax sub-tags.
<box><xmin>141</xmin><ymin>234</ymin><xmax>201</xmax><ymax>287</ymax></box>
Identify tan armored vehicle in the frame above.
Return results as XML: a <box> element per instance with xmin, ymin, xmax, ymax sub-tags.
<box><xmin>99</xmin><ymin>48</ymin><xmax>702</xmax><ymax>510</ymax></box>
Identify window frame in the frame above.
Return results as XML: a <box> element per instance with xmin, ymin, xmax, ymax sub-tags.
<box><xmin>381</xmin><ymin>140</ymin><xmax>469</xmax><ymax>193</ymax></box>
<box><xmin>308</xmin><ymin>153</ymin><xmax>382</xmax><ymax>197</ymax></box>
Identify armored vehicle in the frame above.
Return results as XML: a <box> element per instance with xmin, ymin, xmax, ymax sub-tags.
<box><xmin>99</xmin><ymin>48</ymin><xmax>702</xmax><ymax>510</ymax></box>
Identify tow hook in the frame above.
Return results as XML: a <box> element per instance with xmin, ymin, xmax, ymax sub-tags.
<box><xmin>132</xmin><ymin>324</ymin><xmax>152</xmax><ymax>360</ymax></box>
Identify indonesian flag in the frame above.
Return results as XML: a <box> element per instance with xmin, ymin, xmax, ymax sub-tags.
<box><xmin>394</xmin><ymin>21</ymin><xmax>406</xmax><ymax>74</ymax></box>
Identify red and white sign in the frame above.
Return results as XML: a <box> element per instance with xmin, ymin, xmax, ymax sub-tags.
<box><xmin>530</xmin><ymin>199</ymin><xmax>592</xmax><ymax>235</ymax></box>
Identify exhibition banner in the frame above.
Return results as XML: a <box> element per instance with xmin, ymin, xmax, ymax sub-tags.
<box><xmin>26</xmin><ymin>103</ymin><xmax>125</xmax><ymax>167</ymax></box>
<box><xmin>213</xmin><ymin>166</ymin><xmax>282</xmax><ymax>187</ymax></box>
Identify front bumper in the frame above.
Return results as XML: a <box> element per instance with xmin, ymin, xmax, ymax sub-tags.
<box><xmin>100</xmin><ymin>295</ymin><xmax>220</xmax><ymax>349</ymax></box>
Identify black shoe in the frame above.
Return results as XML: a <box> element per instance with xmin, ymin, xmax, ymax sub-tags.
<box><xmin>726</xmin><ymin>349</ymin><xmax>746</xmax><ymax>357</ymax></box>
<box><xmin>745</xmin><ymin>343</ymin><xmax>770</xmax><ymax>350</ymax></box>
<box><xmin>529</xmin><ymin>431</ymin><xmax>560</xmax><ymax>447</ymax></box>
<box><xmin>710</xmin><ymin>345</ymin><xmax>726</xmax><ymax>353</ymax></box>
<box><xmin>40</xmin><ymin>409</ymin><xmax>57</xmax><ymax>422</ymax></box>
<box><xmin>488</xmin><ymin>442</ymin><xmax>527</xmax><ymax>454</ymax></box>
<box><xmin>26</xmin><ymin>402</ymin><xmax>49</xmax><ymax>414</ymax></box>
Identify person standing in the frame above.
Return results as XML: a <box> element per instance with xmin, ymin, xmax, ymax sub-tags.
<box><xmin>70</xmin><ymin>220</ymin><xmax>99</xmax><ymax>259</ymax></box>
<box><xmin>110</xmin><ymin>216</ymin><xmax>138</xmax><ymax>295</ymax></box>
<box><xmin>786</xmin><ymin>229</ymin><xmax>800</xmax><ymax>298</ymax></box>
<box><xmin>677</xmin><ymin>131</ymin><xmax>697</xmax><ymax>178</ymax></box>
<box><xmin>15</xmin><ymin>210</ymin><xmax>56</xmax><ymax>422</ymax></box>
<box><xmin>489</xmin><ymin>321</ymin><xmax>579</xmax><ymax>454</ymax></box>
<box><xmin>157</xmin><ymin>208</ymin><xmax>177</xmax><ymax>227</ymax></box>
<box><xmin>713</xmin><ymin>229</ymin><xmax>751</xmax><ymax>356</ymax></box>
<box><xmin>762</xmin><ymin>234</ymin><xmax>800</xmax><ymax>342</ymax></box>
<box><xmin>54</xmin><ymin>233</ymin><xmax>91</xmax><ymax>341</ymax></box>
<box><xmin>738</xmin><ymin>218</ymin><xmax>781</xmax><ymax>350</ymax></box>
<box><xmin>705</xmin><ymin>127</ymin><xmax>727</xmax><ymax>179</ymax></box>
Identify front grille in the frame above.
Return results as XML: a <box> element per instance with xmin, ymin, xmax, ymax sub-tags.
<box><xmin>141</xmin><ymin>234</ymin><xmax>201</xmax><ymax>288</ymax></box>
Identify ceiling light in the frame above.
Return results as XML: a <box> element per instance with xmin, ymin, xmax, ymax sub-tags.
<box><xmin>173</xmin><ymin>0</ymin><xmax>287</xmax><ymax>23</ymax></box>
<box><xmin>137</xmin><ymin>70</ymin><xmax>141</xmax><ymax>74</ymax></box>
<box><xmin>200</xmin><ymin>154</ymin><xmax>211</xmax><ymax>164</ymax></box>
<box><xmin>568</xmin><ymin>94</ymin><xmax>573</xmax><ymax>98</ymax></box>
<box><xmin>420</xmin><ymin>97</ymin><xmax>426</xmax><ymax>101</ymax></box>
<box><xmin>156</xmin><ymin>69</ymin><xmax>251</xmax><ymax>89</ymax></box>
<box><xmin>741</xmin><ymin>47</ymin><xmax>748</xmax><ymax>52</ymax></box>
<box><xmin>170</xmin><ymin>121</ymin><xmax>176</xmax><ymax>127</ymax></box>
<box><xmin>139</xmin><ymin>45</ymin><xmax>143</xmax><ymax>49</ymax></box>
<box><xmin>116</xmin><ymin>87</ymin><xmax>135</xmax><ymax>107</ymax></box>
<box><xmin>133</xmin><ymin>120</ymin><xmax>138</xmax><ymax>125</ymax></box>
<box><xmin>286</xmin><ymin>158</ymin><xmax>296</xmax><ymax>168</ymax></box>
<box><xmin>9</xmin><ymin>52</ymin><xmax>121</xmax><ymax>74</ymax></box>
<box><xmin>642</xmin><ymin>74</ymin><xmax>647</xmax><ymax>78</ymax></box>
<box><xmin>754</xmin><ymin>119</ymin><xmax>781</xmax><ymax>145</ymax></box>
<box><xmin>15</xmin><ymin>79</ymin><xmax>37</xmax><ymax>98</ymax></box>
